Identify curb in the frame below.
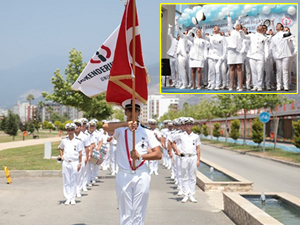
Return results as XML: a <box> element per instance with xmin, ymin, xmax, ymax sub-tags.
<box><xmin>0</xmin><ymin>170</ymin><xmax>116</xmax><ymax>179</ymax></box>
<box><xmin>203</xmin><ymin>143</ymin><xmax>300</xmax><ymax>169</ymax></box>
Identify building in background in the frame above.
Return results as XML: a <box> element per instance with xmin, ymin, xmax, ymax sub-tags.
<box><xmin>139</xmin><ymin>95</ymin><xmax>179</xmax><ymax>124</ymax></box>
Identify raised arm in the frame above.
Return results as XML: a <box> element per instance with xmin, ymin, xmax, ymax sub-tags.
<box><xmin>227</xmin><ymin>14</ymin><xmax>234</xmax><ymax>32</ymax></box>
<box><xmin>175</xmin><ymin>16</ymin><xmax>185</xmax><ymax>39</ymax></box>
<box><xmin>168</xmin><ymin>24</ymin><xmax>174</xmax><ymax>41</ymax></box>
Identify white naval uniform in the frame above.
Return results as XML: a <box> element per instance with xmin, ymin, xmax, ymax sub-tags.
<box><xmin>173</xmin><ymin>131</ymin><xmax>200</xmax><ymax>198</ymax></box>
<box><xmin>243</xmin><ymin>33</ymin><xmax>268</xmax><ymax>90</ymax></box>
<box><xmin>113</xmin><ymin>124</ymin><xmax>160</xmax><ymax>225</ymax></box>
<box><xmin>227</xmin><ymin>17</ymin><xmax>244</xmax><ymax>64</ymax></box>
<box><xmin>263</xmin><ymin>34</ymin><xmax>273</xmax><ymax>89</ymax></box>
<box><xmin>204</xmin><ymin>34</ymin><xmax>227</xmax><ymax>89</ymax></box>
<box><xmin>175</xmin><ymin>20</ymin><xmax>189</xmax><ymax>88</ymax></box>
<box><xmin>83</xmin><ymin>130</ymin><xmax>91</xmax><ymax>188</ymax></box>
<box><xmin>59</xmin><ymin>136</ymin><xmax>83</xmax><ymax>202</ymax></box>
<box><xmin>110</xmin><ymin>137</ymin><xmax>118</xmax><ymax>175</ymax></box>
<box><xmin>241</xmin><ymin>39</ymin><xmax>251</xmax><ymax>89</ymax></box>
<box><xmin>75</xmin><ymin>131</ymin><xmax>90</xmax><ymax>194</ymax></box>
<box><xmin>171</xmin><ymin>129</ymin><xmax>183</xmax><ymax>192</ymax></box>
<box><xmin>100</xmin><ymin>133</ymin><xmax>111</xmax><ymax>170</ymax></box>
<box><xmin>88</xmin><ymin>131</ymin><xmax>98</xmax><ymax>184</ymax></box>
<box><xmin>160</xmin><ymin>127</ymin><xmax>169</xmax><ymax>166</ymax></box>
<box><xmin>189</xmin><ymin>35</ymin><xmax>209</xmax><ymax>68</ymax></box>
<box><xmin>167</xmin><ymin>27</ymin><xmax>179</xmax><ymax>86</ymax></box>
<box><xmin>270</xmin><ymin>31</ymin><xmax>297</xmax><ymax>89</ymax></box>
<box><xmin>149</xmin><ymin>128</ymin><xmax>162</xmax><ymax>175</ymax></box>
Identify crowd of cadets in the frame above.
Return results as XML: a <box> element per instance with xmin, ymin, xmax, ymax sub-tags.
<box><xmin>166</xmin><ymin>15</ymin><xmax>297</xmax><ymax>92</ymax></box>
<box><xmin>59</xmin><ymin>116</ymin><xmax>201</xmax><ymax>205</ymax></box>
<box><xmin>58</xmin><ymin>118</ymin><xmax>118</xmax><ymax>205</ymax></box>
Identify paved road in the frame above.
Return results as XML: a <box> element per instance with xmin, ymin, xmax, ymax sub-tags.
<box><xmin>0</xmin><ymin>137</ymin><xmax>62</xmax><ymax>151</ymax></box>
<box><xmin>201</xmin><ymin>144</ymin><xmax>300</xmax><ymax>198</ymax></box>
<box><xmin>0</xmin><ymin>166</ymin><xmax>234</xmax><ymax>225</ymax></box>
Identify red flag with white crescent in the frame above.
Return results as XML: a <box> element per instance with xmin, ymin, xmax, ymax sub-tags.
<box><xmin>106</xmin><ymin>0</ymin><xmax>148</xmax><ymax>106</ymax></box>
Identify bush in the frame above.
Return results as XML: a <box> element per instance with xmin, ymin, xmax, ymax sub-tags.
<box><xmin>202</xmin><ymin>124</ymin><xmax>208</xmax><ymax>136</ymax></box>
<box><xmin>251</xmin><ymin>118</ymin><xmax>263</xmax><ymax>145</ymax></box>
<box><xmin>292</xmin><ymin>120</ymin><xmax>300</xmax><ymax>149</ymax></box>
<box><xmin>192</xmin><ymin>125</ymin><xmax>201</xmax><ymax>134</ymax></box>
<box><xmin>42</xmin><ymin>121</ymin><xmax>49</xmax><ymax>129</ymax></box>
<box><xmin>213</xmin><ymin>122</ymin><xmax>221</xmax><ymax>140</ymax></box>
<box><xmin>229</xmin><ymin>119</ymin><xmax>240</xmax><ymax>142</ymax></box>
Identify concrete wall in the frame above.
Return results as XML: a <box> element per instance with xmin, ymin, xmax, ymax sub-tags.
<box><xmin>161</xmin><ymin>5</ymin><xmax>176</xmax><ymax>59</ymax></box>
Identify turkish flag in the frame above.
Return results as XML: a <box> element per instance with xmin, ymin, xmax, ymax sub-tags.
<box><xmin>106</xmin><ymin>0</ymin><xmax>148</xmax><ymax>106</ymax></box>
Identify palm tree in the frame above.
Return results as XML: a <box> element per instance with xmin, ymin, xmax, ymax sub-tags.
<box><xmin>26</xmin><ymin>94</ymin><xmax>35</xmax><ymax>106</ymax></box>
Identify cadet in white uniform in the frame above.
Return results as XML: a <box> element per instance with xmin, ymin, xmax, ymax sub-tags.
<box><xmin>160</xmin><ymin>120</ymin><xmax>171</xmax><ymax>169</ymax></box>
<box><xmin>173</xmin><ymin>118</ymin><xmax>200</xmax><ymax>203</ymax></box>
<box><xmin>270</xmin><ymin>23</ymin><xmax>297</xmax><ymax>91</ymax></box>
<box><xmin>148</xmin><ymin>119</ymin><xmax>162</xmax><ymax>175</ymax></box>
<box><xmin>175</xmin><ymin>16</ymin><xmax>191</xmax><ymax>89</ymax></box>
<box><xmin>262</xmin><ymin>25</ymin><xmax>273</xmax><ymax>91</ymax></box>
<box><xmin>73</xmin><ymin>119</ymin><xmax>90</xmax><ymax>198</ymax></box>
<box><xmin>241</xmin><ymin>25</ymin><xmax>269</xmax><ymax>92</ymax></box>
<box><xmin>167</xmin><ymin>24</ymin><xmax>179</xmax><ymax>87</ymax></box>
<box><xmin>103</xmin><ymin>99</ymin><xmax>161</xmax><ymax>225</ymax></box>
<box><xmin>203</xmin><ymin>24</ymin><xmax>227</xmax><ymax>90</ymax></box>
<box><xmin>227</xmin><ymin>15</ymin><xmax>244</xmax><ymax>91</ymax></box>
<box><xmin>188</xmin><ymin>27</ymin><xmax>209</xmax><ymax>89</ymax></box>
<box><xmin>241</xmin><ymin>27</ymin><xmax>252</xmax><ymax>90</ymax></box>
<box><xmin>59</xmin><ymin>123</ymin><xmax>83</xmax><ymax>205</ymax></box>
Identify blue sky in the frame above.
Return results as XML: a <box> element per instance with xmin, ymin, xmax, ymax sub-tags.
<box><xmin>0</xmin><ymin>0</ymin><xmax>298</xmax><ymax>108</ymax></box>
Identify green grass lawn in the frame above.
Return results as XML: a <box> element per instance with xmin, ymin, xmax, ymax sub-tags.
<box><xmin>0</xmin><ymin>130</ymin><xmax>64</xmax><ymax>143</ymax></box>
<box><xmin>0</xmin><ymin>141</ymin><xmax>62</xmax><ymax>170</ymax></box>
<box><xmin>202</xmin><ymin>139</ymin><xmax>300</xmax><ymax>163</ymax></box>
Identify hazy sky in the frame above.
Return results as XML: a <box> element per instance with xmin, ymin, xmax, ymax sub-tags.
<box><xmin>0</xmin><ymin>0</ymin><xmax>298</xmax><ymax>108</ymax></box>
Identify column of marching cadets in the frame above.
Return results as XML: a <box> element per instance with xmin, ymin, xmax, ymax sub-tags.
<box><xmin>59</xmin><ymin>117</ymin><xmax>201</xmax><ymax>205</ymax></box>
<box><xmin>166</xmin><ymin>16</ymin><xmax>297</xmax><ymax>92</ymax></box>
<box><xmin>58</xmin><ymin>118</ymin><xmax>119</xmax><ymax>205</ymax></box>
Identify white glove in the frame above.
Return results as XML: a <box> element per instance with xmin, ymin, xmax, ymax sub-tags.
<box><xmin>168</xmin><ymin>24</ymin><xmax>173</xmax><ymax>28</ymax></box>
<box><xmin>238</xmin><ymin>16</ymin><xmax>242</xmax><ymax>21</ymax></box>
<box><xmin>175</xmin><ymin>15</ymin><xmax>179</xmax><ymax>21</ymax></box>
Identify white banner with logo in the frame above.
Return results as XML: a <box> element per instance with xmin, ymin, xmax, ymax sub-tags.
<box><xmin>72</xmin><ymin>26</ymin><xmax>120</xmax><ymax>97</ymax></box>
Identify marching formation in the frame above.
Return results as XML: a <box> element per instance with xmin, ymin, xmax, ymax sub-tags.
<box><xmin>166</xmin><ymin>15</ymin><xmax>297</xmax><ymax>92</ymax></box>
<box><xmin>58</xmin><ymin>118</ymin><xmax>118</xmax><ymax>205</ymax></box>
<box><xmin>57</xmin><ymin>99</ymin><xmax>201</xmax><ymax>225</ymax></box>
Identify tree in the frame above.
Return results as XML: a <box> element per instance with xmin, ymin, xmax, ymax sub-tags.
<box><xmin>28</xmin><ymin>122</ymin><xmax>35</xmax><ymax>134</ymax></box>
<box><xmin>202</xmin><ymin>124</ymin><xmax>208</xmax><ymax>137</ymax></box>
<box><xmin>251</xmin><ymin>118</ymin><xmax>263</xmax><ymax>146</ymax></box>
<box><xmin>212</xmin><ymin>122</ymin><xmax>221</xmax><ymax>140</ymax></box>
<box><xmin>42</xmin><ymin>121</ymin><xmax>49</xmax><ymax>129</ymax></box>
<box><xmin>292</xmin><ymin>120</ymin><xmax>300</xmax><ymax>149</ymax></box>
<box><xmin>112</xmin><ymin>108</ymin><xmax>125</xmax><ymax>122</ymax></box>
<box><xmin>0</xmin><ymin>116</ymin><xmax>7</xmax><ymax>131</ymax></box>
<box><xmin>4</xmin><ymin>110</ymin><xmax>19</xmax><ymax>140</ymax></box>
<box><xmin>229</xmin><ymin>119</ymin><xmax>240</xmax><ymax>143</ymax></box>
<box><xmin>26</xmin><ymin>94</ymin><xmax>35</xmax><ymax>106</ymax></box>
<box><xmin>42</xmin><ymin>48</ymin><xmax>113</xmax><ymax>120</ymax></box>
<box><xmin>262</xmin><ymin>95</ymin><xmax>291</xmax><ymax>151</ymax></box>
<box><xmin>232</xmin><ymin>95</ymin><xmax>262</xmax><ymax>145</ymax></box>
<box><xmin>54</xmin><ymin>121</ymin><xmax>62</xmax><ymax>130</ymax></box>
<box><xmin>212</xmin><ymin>95</ymin><xmax>235</xmax><ymax>143</ymax></box>
<box><xmin>198</xmin><ymin>99</ymin><xmax>214</xmax><ymax>140</ymax></box>
<box><xmin>47</xmin><ymin>122</ymin><xmax>55</xmax><ymax>132</ymax></box>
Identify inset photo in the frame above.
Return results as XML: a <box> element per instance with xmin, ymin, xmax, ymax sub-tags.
<box><xmin>160</xmin><ymin>4</ymin><xmax>298</xmax><ymax>94</ymax></box>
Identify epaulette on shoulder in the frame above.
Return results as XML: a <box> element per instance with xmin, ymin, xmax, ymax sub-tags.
<box><xmin>140</xmin><ymin>124</ymin><xmax>150</xmax><ymax>130</ymax></box>
<box><xmin>75</xmin><ymin>137</ymin><xmax>82</xmax><ymax>141</ymax></box>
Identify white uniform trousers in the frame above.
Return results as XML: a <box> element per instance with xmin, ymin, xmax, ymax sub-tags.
<box><xmin>62</xmin><ymin>161</ymin><xmax>78</xmax><ymax>201</ymax></box>
<box><xmin>264</xmin><ymin>57</ymin><xmax>273</xmax><ymax>88</ymax></box>
<box><xmin>177</xmin><ymin>55</ymin><xmax>188</xmax><ymax>87</ymax></box>
<box><xmin>186</xmin><ymin>55</ymin><xmax>192</xmax><ymax>86</ymax></box>
<box><xmin>169</xmin><ymin>56</ymin><xmax>178</xmax><ymax>85</ymax></box>
<box><xmin>203</xmin><ymin>58</ymin><xmax>209</xmax><ymax>86</ymax></box>
<box><xmin>89</xmin><ymin>162</ymin><xmax>98</xmax><ymax>182</ymax></box>
<box><xmin>275</xmin><ymin>58</ymin><xmax>289</xmax><ymax>89</ymax></box>
<box><xmin>181</xmin><ymin>155</ymin><xmax>197</xmax><ymax>197</ymax></box>
<box><xmin>149</xmin><ymin>160</ymin><xmax>158</xmax><ymax>174</ymax></box>
<box><xmin>102</xmin><ymin>148</ymin><xmax>111</xmax><ymax>170</ymax></box>
<box><xmin>243</xmin><ymin>56</ymin><xmax>251</xmax><ymax>89</ymax></box>
<box><xmin>77</xmin><ymin>155</ymin><xmax>87</xmax><ymax>193</ymax></box>
<box><xmin>249</xmin><ymin>58</ymin><xmax>264</xmax><ymax>89</ymax></box>
<box><xmin>175</xmin><ymin>154</ymin><xmax>182</xmax><ymax>191</ymax></box>
<box><xmin>162</xmin><ymin>147</ymin><xmax>171</xmax><ymax>168</ymax></box>
<box><xmin>110</xmin><ymin>145</ymin><xmax>118</xmax><ymax>174</ymax></box>
<box><xmin>220</xmin><ymin>60</ymin><xmax>227</xmax><ymax>88</ymax></box>
<box><xmin>208</xmin><ymin>58</ymin><xmax>222</xmax><ymax>88</ymax></box>
<box><xmin>116</xmin><ymin>169</ymin><xmax>151</xmax><ymax>225</ymax></box>
<box><xmin>171</xmin><ymin>151</ymin><xmax>176</xmax><ymax>179</ymax></box>
<box><xmin>85</xmin><ymin>161</ymin><xmax>91</xmax><ymax>186</ymax></box>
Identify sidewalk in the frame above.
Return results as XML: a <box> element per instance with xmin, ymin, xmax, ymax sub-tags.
<box><xmin>0</xmin><ymin>165</ymin><xmax>234</xmax><ymax>225</ymax></box>
<box><xmin>0</xmin><ymin>137</ymin><xmax>62</xmax><ymax>151</ymax></box>
<box><xmin>201</xmin><ymin>135</ymin><xmax>300</xmax><ymax>153</ymax></box>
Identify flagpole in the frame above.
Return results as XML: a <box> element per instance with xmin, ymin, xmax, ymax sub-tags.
<box><xmin>132</xmin><ymin>0</ymin><xmax>136</xmax><ymax>170</ymax></box>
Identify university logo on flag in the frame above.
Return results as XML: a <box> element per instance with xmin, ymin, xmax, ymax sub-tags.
<box><xmin>72</xmin><ymin>26</ymin><xmax>120</xmax><ymax>97</ymax></box>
